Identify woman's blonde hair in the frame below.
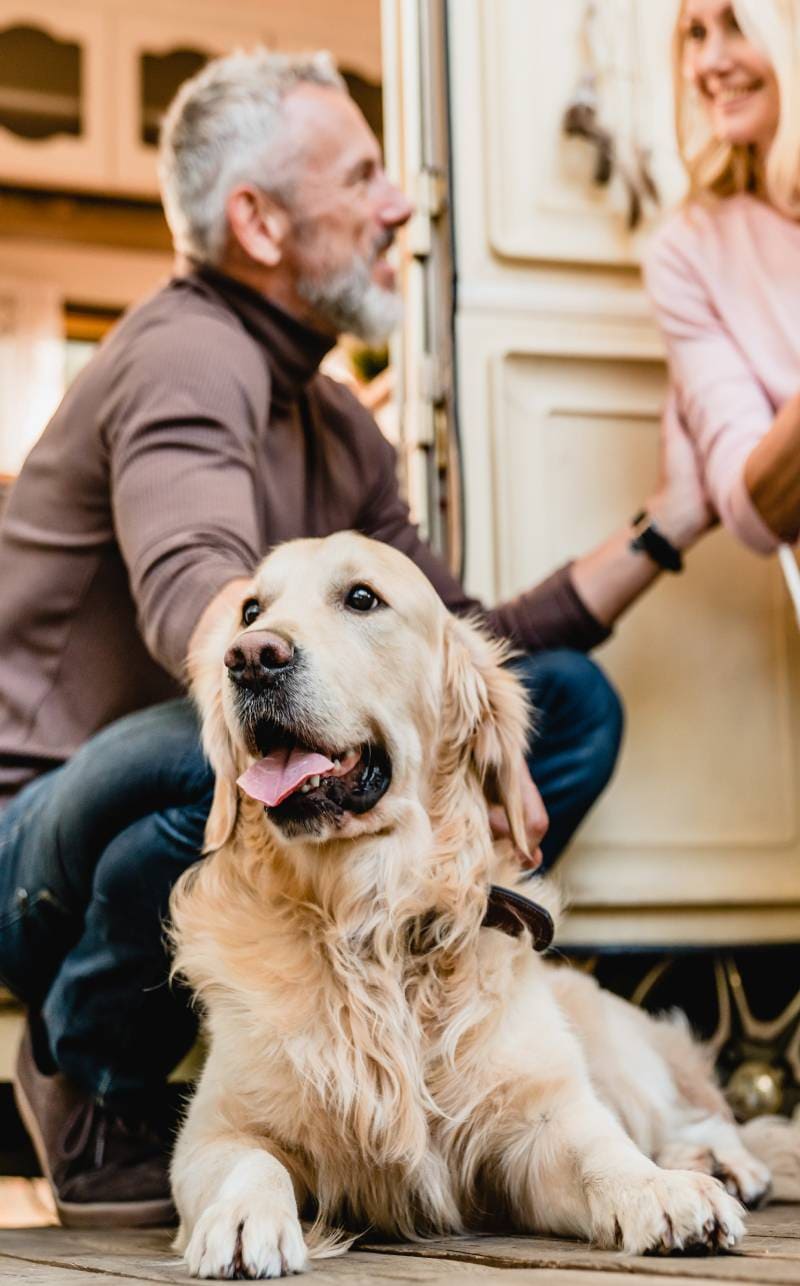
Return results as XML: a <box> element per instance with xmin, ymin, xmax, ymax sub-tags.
<box><xmin>673</xmin><ymin>0</ymin><xmax>800</xmax><ymax>216</ymax></box>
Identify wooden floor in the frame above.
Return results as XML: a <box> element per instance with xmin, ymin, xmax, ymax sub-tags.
<box><xmin>0</xmin><ymin>1205</ymin><xmax>796</xmax><ymax>1284</ymax></box>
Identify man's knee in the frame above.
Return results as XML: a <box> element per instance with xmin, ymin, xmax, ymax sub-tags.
<box><xmin>555</xmin><ymin>651</ymin><xmax>624</xmax><ymax>791</ymax></box>
<box><xmin>66</xmin><ymin>699</ymin><xmax>210</xmax><ymax>803</ymax></box>
<box><xmin>49</xmin><ymin>701</ymin><xmax>212</xmax><ymax>897</ymax></box>
<box><xmin>513</xmin><ymin>648</ymin><xmax>625</xmax><ymax>790</ymax></box>
<box><xmin>92</xmin><ymin>796</ymin><xmax>212</xmax><ymax>919</ymax></box>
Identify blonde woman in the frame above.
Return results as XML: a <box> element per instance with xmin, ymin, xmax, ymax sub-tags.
<box><xmin>644</xmin><ymin>0</ymin><xmax>800</xmax><ymax>554</ymax></box>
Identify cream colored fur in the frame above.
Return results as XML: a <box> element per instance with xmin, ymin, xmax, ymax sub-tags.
<box><xmin>170</xmin><ymin>532</ymin><xmax>795</xmax><ymax>1280</ymax></box>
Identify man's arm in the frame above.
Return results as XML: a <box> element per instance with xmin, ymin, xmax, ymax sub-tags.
<box><xmin>187</xmin><ymin>578</ymin><xmax>252</xmax><ymax>684</ymax></box>
<box><xmin>106</xmin><ymin>317</ymin><xmax>266</xmax><ymax>681</ymax></box>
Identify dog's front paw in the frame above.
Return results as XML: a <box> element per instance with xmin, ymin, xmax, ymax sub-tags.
<box><xmin>657</xmin><ymin>1140</ymin><xmax>771</xmax><ymax>1209</ymax></box>
<box><xmin>712</xmin><ymin>1150</ymin><xmax>772</xmax><ymax>1209</ymax></box>
<box><xmin>589</xmin><ymin>1168</ymin><xmax>746</xmax><ymax>1255</ymax></box>
<box><xmin>184</xmin><ymin>1199</ymin><xmax>309</xmax><ymax>1279</ymax></box>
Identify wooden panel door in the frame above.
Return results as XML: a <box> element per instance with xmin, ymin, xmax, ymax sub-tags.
<box><xmin>447</xmin><ymin>0</ymin><xmax>800</xmax><ymax>945</ymax></box>
<box><xmin>0</xmin><ymin>1</ymin><xmax>111</xmax><ymax>190</ymax></box>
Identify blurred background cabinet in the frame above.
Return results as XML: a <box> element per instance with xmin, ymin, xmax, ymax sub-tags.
<box><xmin>455</xmin><ymin>0</ymin><xmax>800</xmax><ymax>947</ymax></box>
<box><xmin>385</xmin><ymin>0</ymin><xmax>800</xmax><ymax>948</ymax></box>
<box><xmin>0</xmin><ymin>0</ymin><xmax>385</xmax><ymax>474</ymax></box>
<box><xmin>0</xmin><ymin>0</ymin><xmax>382</xmax><ymax>196</ymax></box>
<box><xmin>0</xmin><ymin>2</ymin><xmax>110</xmax><ymax>189</ymax></box>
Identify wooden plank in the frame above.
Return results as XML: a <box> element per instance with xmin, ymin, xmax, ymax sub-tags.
<box><xmin>741</xmin><ymin>1240</ymin><xmax>800</xmax><ymax>1262</ymax></box>
<box><xmin>0</xmin><ymin>1211</ymin><xmax>797</xmax><ymax>1285</ymax></box>
<box><xmin>362</xmin><ymin>1209</ymin><xmax>800</xmax><ymax>1283</ymax></box>
<box><xmin>743</xmin><ymin>1213</ymin><xmax>800</xmax><ymax>1242</ymax></box>
<box><xmin>1</xmin><ymin>1252</ymin><xmax>797</xmax><ymax>1286</ymax></box>
<box><xmin>0</xmin><ymin>1268</ymin><xmax>172</xmax><ymax>1285</ymax></box>
<box><xmin>365</xmin><ymin>1242</ymin><xmax>800</xmax><ymax>1284</ymax></box>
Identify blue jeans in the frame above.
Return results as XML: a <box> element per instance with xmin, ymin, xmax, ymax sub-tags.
<box><xmin>0</xmin><ymin>650</ymin><xmax>622</xmax><ymax>1102</ymax></box>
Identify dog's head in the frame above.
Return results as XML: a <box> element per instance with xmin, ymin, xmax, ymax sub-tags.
<box><xmin>193</xmin><ymin>532</ymin><xmax>531</xmax><ymax>857</ymax></box>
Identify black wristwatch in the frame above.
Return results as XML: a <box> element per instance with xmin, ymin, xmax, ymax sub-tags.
<box><xmin>629</xmin><ymin>509</ymin><xmax>684</xmax><ymax>573</ymax></box>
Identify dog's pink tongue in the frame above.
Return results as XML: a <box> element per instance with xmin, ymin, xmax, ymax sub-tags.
<box><xmin>237</xmin><ymin>749</ymin><xmax>334</xmax><ymax>807</ymax></box>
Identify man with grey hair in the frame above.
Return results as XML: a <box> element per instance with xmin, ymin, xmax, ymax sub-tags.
<box><xmin>161</xmin><ymin>50</ymin><xmax>403</xmax><ymax>344</ymax></box>
<box><xmin>0</xmin><ymin>48</ymin><xmax>631</xmax><ymax>1226</ymax></box>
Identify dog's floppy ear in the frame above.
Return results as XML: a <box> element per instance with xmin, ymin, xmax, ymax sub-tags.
<box><xmin>442</xmin><ymin>614</ymin><xmax>532</xmax><ymax>855</ymax></box>
<box><xmin>188</xmin><ymin>613</ymin><xmax>246</xmax><ymax>853</ymax></box>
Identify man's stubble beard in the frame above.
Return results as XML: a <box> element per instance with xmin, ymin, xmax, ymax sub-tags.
<box><xmin>295</xmin><ymin>246</ymin><xmax>402</xmax><ymax>344</ymax></box>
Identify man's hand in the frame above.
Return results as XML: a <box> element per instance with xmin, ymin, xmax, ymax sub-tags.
<box><xmin>488</xmin><ymin>757</ymin><xmax>548</xmax><ymax>870</ymax></box>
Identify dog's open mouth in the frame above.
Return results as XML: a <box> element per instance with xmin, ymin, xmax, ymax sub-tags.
<box><xmin>237</xmin><ymin>719</ymin><xmax>392</xmax><ymax>828</ymax></box>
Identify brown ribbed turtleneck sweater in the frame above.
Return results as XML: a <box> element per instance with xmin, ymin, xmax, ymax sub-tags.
<box><xmin>0</xmin><ymin>267</ymin><xmax>608</xmax><ymax>805</ymax></box>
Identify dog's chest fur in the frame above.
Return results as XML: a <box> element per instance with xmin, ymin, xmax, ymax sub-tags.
<box><xmin>205</xmin><ymin>919</ymin><xmax>515</xmax><ymax>1235</ymax></box>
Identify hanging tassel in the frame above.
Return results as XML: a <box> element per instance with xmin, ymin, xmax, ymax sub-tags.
<box><xmin>635</xmin><ymin>145</ymin><xmax>661</xmax><ymax>206</ymax></box>
<box><xmin>562</xmin><ymin>73</ymin><xmax>615</xmax><ymax>186</ymax></box>
<box><xmin>562</xmin><ymin>0</ymin><xmax>662</xmax><ymax>231</ymax></box>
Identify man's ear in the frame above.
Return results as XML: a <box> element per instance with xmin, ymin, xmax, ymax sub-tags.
<box><xmin>226</xmin><ymin>185</ymin><xmax>289</xmax><ymax>268</ymax></box>
<box><xmin>441</xmin><ymin>615</ymin><xmax>533</xmax><ymax>855</ymax></box>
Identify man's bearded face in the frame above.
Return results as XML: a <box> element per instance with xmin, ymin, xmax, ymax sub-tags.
<box><xmin>278</xmin><ymin>85</ymin><xmax>412</xmax><ymax>343</ymax></box>
<box><xmin>292</xmin><ymin>221</ymin><xmax>402</xmax><ymax>343</ymax></box>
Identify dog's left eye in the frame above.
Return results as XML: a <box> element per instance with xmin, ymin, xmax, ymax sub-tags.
<box><xmin>345</xmin><ymin>584</ymin><xmax>382</xmax><ymax>613</ymax></box>
<box><xmin>241</xmin><ymin>598</ymin><xmax>261</xmax><ymax>627</ymax></box>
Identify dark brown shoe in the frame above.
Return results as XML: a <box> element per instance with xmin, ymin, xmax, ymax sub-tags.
<box><xmin>13</xmin><ymin>1018</ymin><xmax>176</xmax><ymax>1228</ymax></box>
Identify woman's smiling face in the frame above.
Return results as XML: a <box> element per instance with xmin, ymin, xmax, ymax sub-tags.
<box><xmin>681</xmin><ymin>0</ymin><xmax>780</xmax><ymax>153</ymax></box>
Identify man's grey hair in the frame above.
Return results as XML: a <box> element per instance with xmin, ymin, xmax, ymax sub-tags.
<box><xmin>158</xmin><ymin>47</ymin><xmax>345</xmax><ymax>264</ymax></box>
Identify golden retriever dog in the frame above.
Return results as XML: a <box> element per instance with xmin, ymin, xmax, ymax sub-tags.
<box><xmin>170</xmin><ymin>531</ymin><xmax>798</xmax><ymax>1279</ymax></box>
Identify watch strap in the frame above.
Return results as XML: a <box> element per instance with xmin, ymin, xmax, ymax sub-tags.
<box><xmin>629</xmin><ymin>509</ymin><xmax>684</xmax><ymax>573</ymax></box>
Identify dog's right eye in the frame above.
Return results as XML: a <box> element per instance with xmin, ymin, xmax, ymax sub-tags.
<box><xmin>345</xmin><ymin>584</ymin><xmax>382</xmax><ymax>612</ymax></box>
<box><xmin>241</xmin><ymin>598</ymin><xmax>261</xmax><ymax>627</ymax></box>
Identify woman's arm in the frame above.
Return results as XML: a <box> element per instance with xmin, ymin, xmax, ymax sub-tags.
<box><xmin>743</xmin><ymin>391</ymin><xmax>800</xmax><ymax>543</ymax></box>
<box><xmin>643</xmin><ymin>217</ymin><xmax>788</xmax><ymax>556</ymax></box>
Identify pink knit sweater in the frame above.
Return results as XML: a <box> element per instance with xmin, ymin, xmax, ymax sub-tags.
<box><xmin>644</xmin><ymin>193</ymin><xmax>800</xmax><ymax>554</ymax></box>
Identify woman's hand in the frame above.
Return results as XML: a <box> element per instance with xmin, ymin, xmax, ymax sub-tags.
<box><xmin>646</xmin><ymin>407</ymin><xmax>716</xmax><ymax>550</ymax></box>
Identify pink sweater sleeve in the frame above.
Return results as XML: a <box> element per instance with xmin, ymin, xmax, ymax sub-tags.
<box><xmin>644</xmin><ymin>221</ymin><xmax>781</xmax><ymax>555</ymax></box>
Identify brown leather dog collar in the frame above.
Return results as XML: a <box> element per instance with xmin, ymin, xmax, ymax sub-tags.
<box><xmin>482</xmin><ymin>885</ymin><xmax>554</xmax><ymax>952</ymax></box>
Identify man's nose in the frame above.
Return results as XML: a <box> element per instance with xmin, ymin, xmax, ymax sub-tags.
<box><xmin>379</xmin><ymin>177</ymin><xmax>414</xmax><ymax>229</ymax></box>
<box><xmin>224</xmin><ymin>630</ymin><xmax>296</xmax><ymax>692</ymax></box>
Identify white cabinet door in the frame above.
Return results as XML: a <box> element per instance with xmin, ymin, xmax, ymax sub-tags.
<box><xmin>0</xmin><ymin>0</ymin><xmax>383</xmax><ymax>197</ymax></box>
<box><xmin>0</xmin><ymin>1</ymin><xmax>111</xmax><ymax>189</ymax></box>
<box><xmin>113</xmin><ymin>1</ymin><xmax>383</xmax><ymax>198</ymax></box>
<box><xmin>479</xmin><ymin>0</ymin><xmax>685</xmax><ymax>266</ymax></box>
<box><xmin>448</xmin><ymin>0</ymin><xmax>800</xmax><ymax>945</ymax></box>
<box><xmin>489</xmin><ymin>341</ymin><xmax>800</xmax><ymax>931</ymax></box>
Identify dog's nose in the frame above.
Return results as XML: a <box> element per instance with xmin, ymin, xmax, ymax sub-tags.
<box><xmin>224</xmin><ymin>630</ymin><xmax>296</xmax><ymax>691</ymax></box>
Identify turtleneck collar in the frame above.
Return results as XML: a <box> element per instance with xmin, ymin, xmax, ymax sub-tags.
<box><xmin>193</xmin><ymin>264</ymin><xmax>336</xmax><ymax>403</ymax></box>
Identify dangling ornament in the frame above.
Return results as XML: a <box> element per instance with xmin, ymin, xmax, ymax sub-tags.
<box><xmin>561</xmin><ymin>0</ymin><xmax>660</xmax><ymax>230</ymax></box>
<box><xmin>726</xmin><ymin>1060</ymin><xmax>785</xmax><ymax>1121</ymax></box>
<box><xmin>563</xmin><ymin>72</ymin><xmax>615</xmax><ymax>187</ymax></box>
